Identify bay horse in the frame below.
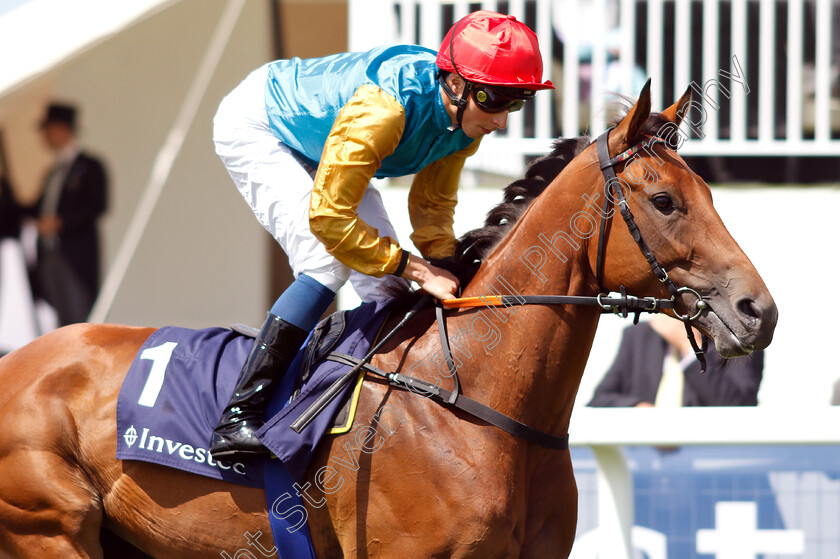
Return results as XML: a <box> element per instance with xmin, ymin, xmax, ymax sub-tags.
<box><xmin>0</xmin><ymin>84</ymin><xmax>776</xmax><ymax>558</ymax></box>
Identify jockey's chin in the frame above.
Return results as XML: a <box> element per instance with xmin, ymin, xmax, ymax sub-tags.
<box><xmin>459</xmin><ymin>102</ymin><xmax>509</xmax><ymax>139</ymax></box>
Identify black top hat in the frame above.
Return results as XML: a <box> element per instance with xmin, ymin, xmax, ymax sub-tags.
<box><xmin>40</xmin><ymin>103</ymin><xmax>77</xmax><ymax>130</ymax></box>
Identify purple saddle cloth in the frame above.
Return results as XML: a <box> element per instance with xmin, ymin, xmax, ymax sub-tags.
<box><xmin>115</xmin><ymin>300</ymin><xmax>393</xmax><ymax>486</ymax></box>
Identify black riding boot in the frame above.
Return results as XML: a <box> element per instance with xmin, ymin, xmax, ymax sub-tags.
<box><xmin>209</xmin><ymin>313</ymin><xmax>307</xmax><ymax>458</ymax></box>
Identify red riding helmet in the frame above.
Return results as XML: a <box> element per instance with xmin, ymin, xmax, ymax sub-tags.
<box><xmin>436</xmin><ymin>10</ymin><xmax>554</xmax><ymax>91</ymax></box>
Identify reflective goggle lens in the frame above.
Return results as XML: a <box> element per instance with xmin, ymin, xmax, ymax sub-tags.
<box><xmin>473</xmin><ymin>86</ymin><xmax>527</xmax><ymax>113</ymax></box>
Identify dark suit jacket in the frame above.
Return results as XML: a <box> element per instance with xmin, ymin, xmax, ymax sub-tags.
<box><xmin>31</xmin><ymin>151</ymin><xmax>107</xmax><ymax>317</ymax></box>
<box><xmin>0</xmin><ymin>174</ymin><xmax>23</xmax><ymax>238</ymax></box>
<box><xmin>588</xmin><ymin>322</ymin><xmax>763</xmax><ymax>407</ymax></box>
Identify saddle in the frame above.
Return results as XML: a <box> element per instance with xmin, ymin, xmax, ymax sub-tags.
<box><xmin>115</xmin><ymin>300</ymin><xmax>392</xmax><ymax>487</ymax></box>
<box><xmin>234</xmin><ymin>308</ymin><xmax>358</xmax><ymax>433</ymax></box>
<box><xmin>254</xmin><ymin>300</ymin><xmax>391</xmax><ymax>480</ymax></box>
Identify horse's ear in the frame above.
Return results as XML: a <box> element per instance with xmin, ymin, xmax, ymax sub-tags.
<box><xmin>660</xmin><ymin>84</ymin><xmax>693</xmax><ymax>127</ymax></box>
<box><xmin>610</xmin><ymin>78</ymin><xmax>651</xmax><ymax>153</ymax></box>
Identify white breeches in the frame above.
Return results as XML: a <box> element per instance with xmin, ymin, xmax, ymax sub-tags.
<box><xmin>212</xmin><ymin>64</ymin><xmax>406</xmax><ymax>302</ymax></box>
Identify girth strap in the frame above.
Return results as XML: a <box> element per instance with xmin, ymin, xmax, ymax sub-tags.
<box><xmin>324</xmin><ymin>352</ymin><xmax>570</xmax><ymax>451</ymax></box>
<box><xmin>435</xmin><ymin>303</ymin><xmax>461</xmax><ymax>405</ymax></box>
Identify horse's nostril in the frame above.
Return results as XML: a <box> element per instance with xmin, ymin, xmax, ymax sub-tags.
<box><xmin>738</xmin><ymin>298</ymin><xmax>761</xmax><ymax>320</ymax></box>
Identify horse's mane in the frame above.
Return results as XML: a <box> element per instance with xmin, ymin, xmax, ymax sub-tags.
<box><xmin>452</xmin><ymin>135</ymin><xmax>590</xmax><ymax>269</ymax></box>
<box><xmin>385</xmin><ymin>107</ymin><xmax>673</xmax><ymax>306</ymax></box>
<box><xmin>452</xmin><ymin>104</ymin><xmax>671</xmax><ymax>266</ymax></box>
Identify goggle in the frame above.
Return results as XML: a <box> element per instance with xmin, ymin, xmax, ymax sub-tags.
<box><xmin>471</xmin><ymin>84</ymin><xmax>532</xmax><ymax>113</ymax></box>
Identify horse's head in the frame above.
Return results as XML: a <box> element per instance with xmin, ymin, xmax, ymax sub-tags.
<box><xmin>582</xmin><ymin>81</ymin><xmax>777</xmax><ymax>357</ymax></box>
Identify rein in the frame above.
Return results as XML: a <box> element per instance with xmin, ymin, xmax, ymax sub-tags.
<box><xmin>442</xmin><ymin>289</ymin><xmax>674</xmax><ymax>318</ymax></box>
<box><xmin>292</xmin><ymin>129</ymin><xmax>709</xmax><ymax>449</ymax></box>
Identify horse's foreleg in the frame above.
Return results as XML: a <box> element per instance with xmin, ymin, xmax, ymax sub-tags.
<box><xmin>520</xmin><ymin>452</ymin><xmax>578</xmax><ymax>559</ymax></box>
<box><xmin>0</xmin><ymin>448</ymin><xmax>104</xmax><ymax>558</ymax></box>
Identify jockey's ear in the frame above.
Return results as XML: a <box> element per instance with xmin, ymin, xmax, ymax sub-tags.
<box><xmin>660</xmin><ymin>84</ymin><xmax>693</xmax><ymax>128</ymax></box>
<box><xmin>444</xmin><ymin>72</ymin><xmax>466</xmax><ymax>96</ymax></box>
<box><xmin>610</xmin><ymin>78</ymin><xmax>651</xmax><ymax>154</ymax></box>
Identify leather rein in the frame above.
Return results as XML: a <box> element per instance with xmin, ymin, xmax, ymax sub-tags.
<box><xmin>292</xmin><ymin>129</ymin><xmax>708</xmax><ymax>450</ymax></box>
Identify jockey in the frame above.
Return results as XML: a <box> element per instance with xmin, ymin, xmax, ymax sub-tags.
<box><xmin>210</xmin><ymin>10</ymin><xmax>554</xmax><ymax>458</ymax></box>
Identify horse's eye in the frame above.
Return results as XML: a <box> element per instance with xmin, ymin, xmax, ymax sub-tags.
<box><xmin>651</xmin><ymin>194</ymin><xmax>675</xmax><ymax>214</ymax></box>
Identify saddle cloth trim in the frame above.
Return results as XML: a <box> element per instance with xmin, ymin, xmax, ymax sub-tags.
<box><xmin>327</xmin><ymin>311</ymin><xmax>390</xmax><ymax>435</ymax></box>
<box><xmin>328</xmin><ymin>371</ymin><xmax>365</xmax><ymax>435</ymax></box>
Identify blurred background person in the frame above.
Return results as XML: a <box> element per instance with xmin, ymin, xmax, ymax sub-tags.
<box><xmin>0</xmin><ymin>171</ymin><xmax>22</xmax><ymax>240</ymax></box>
<box><xmin>0</xmin><ymin>154</ymin><xmax>39</xmax><ymax>355</ymax></box>
<box><xmin>26</xmin><ymin>102</ymin><xmax>108</xmax><ymax>327</ymax></box>
<box><xmin>588</xmin><ymin>313</ymin><xmax>764</xmax><ymax>408</ymax></box>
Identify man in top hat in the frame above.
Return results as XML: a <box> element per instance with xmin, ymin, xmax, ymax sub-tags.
<box><xmin>29</xmin><ymin>102</ymin><xmax>108</xmax><ymax>326</ymax></box>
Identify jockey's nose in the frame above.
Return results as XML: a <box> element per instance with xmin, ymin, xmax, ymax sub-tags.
<box><xmin>492</xmin><ymin>111</ymin><xmax>508</xmax><ymax>130</ymax></box>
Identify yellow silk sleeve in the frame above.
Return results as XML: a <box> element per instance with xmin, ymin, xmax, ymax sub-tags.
<box><xmin>309</xmin><ymin>85</ymin><xmax>405</xmax><ymax>277</ymax></box>
<box><xmin>408</xmin><ymin>138</ymin><xmax>481</xmax><ymax>258</ymax></box>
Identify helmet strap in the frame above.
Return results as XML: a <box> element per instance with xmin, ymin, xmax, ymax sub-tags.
<box><xmin>438</xmin><ymin>72</ymin><xmax>471</xmax><ymax>130</ymax></box>
<box><xmin>442</xmin><ymin>14</ymin><xmax>472</xmax><ymax>131</ymax></box>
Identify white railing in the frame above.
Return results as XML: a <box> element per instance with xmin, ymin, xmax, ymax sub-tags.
<box><xmin>349</xmin><ymin>0</ymin><xmax>840</xmax><ymax>174</ymax></box>
<box><xmin>567</xmin><ymin>406</ymin><xmax>840</xmax><ymax>558</ymax></box>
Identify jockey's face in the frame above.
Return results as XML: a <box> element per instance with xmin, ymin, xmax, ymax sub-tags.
<box><xmin>442</xmin><ymin>74</ymin><xmax>510</xmax><ymax>139</ymax></box>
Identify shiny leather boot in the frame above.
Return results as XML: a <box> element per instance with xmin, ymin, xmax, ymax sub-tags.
<box><xmin>209</xmin><ymin>313</ymin><xmax>307</xmax><ymax>458</ymax></box>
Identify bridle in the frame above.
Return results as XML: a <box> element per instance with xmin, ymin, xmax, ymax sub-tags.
<box><xmin>594</xmin><ymin>127</ymin><xmax>707</xmax><ymax>363</ymax></box>
<box><xmin>291</xmin><ymin>128</ymin><xmax>709</xmax><ymax>449</ymax></box>
<box><xmin>443</xmin><ymin>128</ymin><xmax>707</xmax><ymax>361</ymax></box>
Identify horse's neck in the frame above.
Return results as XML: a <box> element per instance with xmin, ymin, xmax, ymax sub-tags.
<box><xmin>456</xmin><ymin>173</ymin><xmax>602</xmax><ymax>436</ymax></box>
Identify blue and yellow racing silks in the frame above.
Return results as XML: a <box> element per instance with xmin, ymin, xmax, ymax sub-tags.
<box><xmin>264</xmin><ymin>45</ymin><xmax>480</xmax><ymax>277</ymax></box>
